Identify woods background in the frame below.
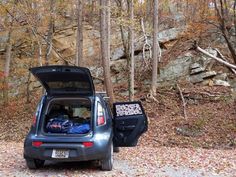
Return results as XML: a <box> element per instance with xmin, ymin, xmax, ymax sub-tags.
<box><xmin>0</xmin><ymin>0</ymin><xmax>236</xmax><ymax>148</ymax></box>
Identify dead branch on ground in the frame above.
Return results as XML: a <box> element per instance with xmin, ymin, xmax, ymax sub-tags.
<box><xmin>146</xmin><ymin>93</ymin><xmax>159</xmax><ymax>103</ymax></box>
<box><xmin>213</xmin><ymin>48</ymin><xmax>236</xmax><ymax>74</ymax></box>
<box><xmin>195</xmin><ymin>44</ymin><xmax>236</xmax><ymax>70</ymax></box>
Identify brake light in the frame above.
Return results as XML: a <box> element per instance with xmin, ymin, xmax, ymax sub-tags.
<box><xmin>97</xmin><ymin>103</ymin><xmax>106</xmax><ymax>126</ymax></box>
<box><xmin>32</xmin><ymin>115</ymin><xmax>37</xmax><ymax>126</ymax></box>
<box><xmin>83</xmin><ymin>142</ymin><xmax>94</xmax><ymax>148</ymax></box>
<box><xmin>97</xmin><ymin>116</ymin><xmax>105</xmax><ymax>125</ymax></box>
<box><xmin>32</xmin><ymin>141</ymin><xmax>43</xmax><ymax>147</ymax></box>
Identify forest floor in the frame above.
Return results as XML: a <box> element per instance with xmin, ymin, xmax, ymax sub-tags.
<box><xmin>0</xmin><ymin>141</ymin><xmax>235</xmax><ymax>177</ymax></box>
<box><xmin>0</xmin><ymin>83</ymin><xmax>235</xmax><ymax>176</ymax></box>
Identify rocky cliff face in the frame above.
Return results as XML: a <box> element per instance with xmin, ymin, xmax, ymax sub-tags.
<box><xmin>0</xmin><ymin>22</ymin><xmax>235</xmax><ymax>98</ymax></box>
<box><xmin>155</xmin><ymin>49</ymin><xmax>236</xmax><ymax>91</ymax></box>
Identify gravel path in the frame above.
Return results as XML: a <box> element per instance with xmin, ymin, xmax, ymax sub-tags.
<box><xmin>0</xmin><ymin>142</ymin><xmax>235</xmax><ymax>177</ymax></box>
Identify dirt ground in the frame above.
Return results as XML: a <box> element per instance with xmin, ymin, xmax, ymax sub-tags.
<box><xmin>0</xmin><ymin>141</ymin><xmax>235</xmax><ymax>177</ymax></box>
<box><xmin>0</xmin><ymin>84</ymin><xmax>235</xmax><ymax>176</ymax></box>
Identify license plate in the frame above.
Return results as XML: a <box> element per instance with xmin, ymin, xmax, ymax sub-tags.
<box><xmin>52</xmin><ymin>149</ymin><xmax>69</xmax><ymax>158</ymax></box>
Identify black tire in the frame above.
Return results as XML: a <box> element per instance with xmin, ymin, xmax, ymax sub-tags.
<box><xmin>26</xmin><ymin>158</ymin><xmax>45</xmax><ymax>169</ymax></box>
<box><xmin>113</xmin><ymin>146</ymin><xmax>120</xmax><ymax>153</ymax></box>
<box><xmin>101</xmin><ymin>143</ymin><xmax>113</xmax><ymax>171</ymax></box>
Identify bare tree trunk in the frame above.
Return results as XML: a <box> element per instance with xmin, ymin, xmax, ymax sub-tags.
<box><xmin>3</xmin><ymin>29</ymin><xmax>12</xmax><ymax>104</ymax></box>
<box><xmin>223</xmin><ymin>0</ymin><xmax>229</xmax><ymax>18</ymax></box>
<box><xmin>146</xmin><ymin>0</ymin><xmax>152</xmax><ymax>26</ymax></box>
<box><xmin>26</xmin><ymin>70</ymin><xmax>31</xmax><ymax>103</ymax></box>
<box><xmin>75</xmin><ymin>0</ymin><xmax>83</xmax><ymax>66</ymax></box>
<box><xmin>119</xmin><ymin>0</ymin><xmax>128</xmax><ymax>56</ymax></box>
<box><xmin>90</xmin><ymin>0</ymin><xmax>96</xmax><ymax>23</ymax></box>
<box><xmin>32</xmin><ymin>28</ymin><xmax>43</xmax><ymax>66</ymax></box>
<box><xmin>45</xmin><ymin>0</ymin><xmax>55</xmax><ymax>66</ymax></box>
<box><xmin>38</xmin><ymin>41</ymin><xmax>43</xmax><ymax>66</ymax></box>
<box><xmin>26</xmin><ymin>43</ymin><xmax>35</xmax><ymax>103</ymax></box>
<box><xmin>222</xmin><ymin>31</ymin><xmax>236</xmax><ymax>64</ymax></box>
<box><xmin>214</xmin><ymin>0</ymin><xmax>236</xmax><ymax>64</ymax></box>
<box><xmin>116</xmin><ymin>0</ymin><xmax>134</xmax><ymax>100</ymax></box>
<box><xmin>107</xmin><ymin>0</ymin><xmax>111</xmax><ymax>65</ymax></box>
<box><xmin>4</xmin><ymin>31</ymin><xmax>12</xmax><ymax>78</ymax></box>
<box><xmin>100</xmin><ymin>0</ymin><xmax>115</xmax><ymax>105</ymax></box>
<box><xmin>128</xmin><ymin>0</ymin><xmax>134</xmax><ymax>101</ymax></box>
<box><xmin>146</xmin><ymin>0</ymin><xmax>150</xmax><ymax>20</ymax></box>
<box><xmin>177</xmin><ymin>83</ymin><xmax>187</xmax><ymax>120</ymax></box>
<box><xmin>92</xmin><ymin>0</ymin><xmax>96</xmax><ymax>13</ymax></box>
<box><xmin>234</xmin><ymin>0</ymin><xmax>236</xmax><ymax>43</ymax></box>
<box><xmin>151</xmin><ymin>0</ymin><xmax>159</xmax><ymax>96</ymax></box>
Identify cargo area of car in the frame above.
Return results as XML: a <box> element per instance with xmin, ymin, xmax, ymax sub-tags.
<box><xmin>43</xmin><ymin>98</ymin><xmax>92</xmax><ymax>135</ymax></box>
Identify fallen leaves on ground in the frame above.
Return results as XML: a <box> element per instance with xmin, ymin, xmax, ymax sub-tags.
<box><xmin>0</xmin><ymin>142</ymin><xmax>235</xmax><ymax>176</ymax></box>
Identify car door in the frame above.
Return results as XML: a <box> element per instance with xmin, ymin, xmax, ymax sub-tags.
<box><xmin>113</xmin><ymin>101</ymin><xmax>148</xmax><ymax>147</ymax></box>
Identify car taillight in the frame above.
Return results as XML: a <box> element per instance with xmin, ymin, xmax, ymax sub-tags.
<box><xmin>32</xmin><ymin>115</ymin><xmax>37</xmax><ymax>126</ymax></box>
<box><xmin>97</xmin><ymin>116</ymin><xmax>105</xmax><ymax>125</ymax></box>
<box><xmin>97</xmin><ymin>103</ymin><xmax>106</xmax><ymax>126</ymax></box>
<box><xmin>32</xmin><ymin>141</ymin><xmax>43</xmax><ymax>147</ymax></box>
<box><xmin>83</xmin><ymin>142</ymin><xmax>94</xmax><ymax>148</ymax></box>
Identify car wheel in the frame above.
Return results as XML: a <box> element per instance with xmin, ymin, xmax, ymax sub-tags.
<box><xmin>101</xmin><ymin>142</ymin><xmax>113</xmax><ymax>171</ymax></box>
<box><xmin>26</xmin><ymin>158</ymin><xmax>45</xmax><ymax>169</ymax></box>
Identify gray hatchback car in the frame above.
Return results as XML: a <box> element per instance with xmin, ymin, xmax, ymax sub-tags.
<box><xmin>24</xmin><ymin>65</ymin><xmax>148</xmax><ymax>171</ymax></box>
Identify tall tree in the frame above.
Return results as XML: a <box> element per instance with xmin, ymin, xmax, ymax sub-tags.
<box><xmin>100</xmin><ymin>0</ymin><xmax>115</xmax><ymax>104</ymax></box>
<box><xmin>151</xmin><ymin>0</ymin><xmax>159</xmax><ymax>96</ymax></box>
<box><xmin>128</xmin><ymin>0</ymin><xmax>134</xmax><ymax>101</ymax></box>
<box><xmin>115</xmin><ymin>0</ymin><xmax>134</xmax><ymax>100</ymax></box>
<box><xmin>146</xmin><ymin>0</ymin><xmax>152</xmax><ymax>25</ymax></box>
<box><xmin>213</xmin><ymin>0</ymin><xmax>236</xmax><ymax>64</ymax></box>
<box><xmin>116</xmin><ymin>0</ymin><xmax>128</xmax><ymax>58</ymax></box>
<box><xmin>45</xmin><ymin>0</ymin><xmax>55</xmax><ymax>66</ymax></box>
<box><xmin>3</xmin><ymin>26</ymin><xmax>13</xmax><ymax>104</ymax></box>
<box><xmin>75</xmin><ymin>0</ymin><xmax>83</xmax><ymax>66</ymax></box>
<box><xmin>4</xmin><ymin>27</ymin><xmax>12</xmax><ymax>80</ymax></box>
<box><xmin>3</xmin><ymin>1</ymin><xmax>16</xmax><ymax>104</ymax></box>
<box><xmin>107</xmin><ymin>0</ymin><xmax>111</xmax><ymax>68</ymax></box>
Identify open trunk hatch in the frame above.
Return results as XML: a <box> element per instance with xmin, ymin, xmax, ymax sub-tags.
<box><xmin>43</xmin><ymin>98</ymin><xmax>92</xmax><ymax>135</ymax></box>
<box><xmin>30</xmin><ymin>65</ymin><xmax>94</xmax><ymax>96</ymax></box>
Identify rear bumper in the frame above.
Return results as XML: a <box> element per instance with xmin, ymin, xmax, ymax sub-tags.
<box><xmin>24</xmin><ymin>132</ymin><xmax>112</xmax><ymax>162</ymax></box>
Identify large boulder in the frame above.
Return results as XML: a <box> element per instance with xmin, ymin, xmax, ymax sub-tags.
<box><xmin>111</xmin><ymin>47</ymin><xmax>125</xmax><ymax>61</ymax></box>
<box><xmin>158</xmin><ymin>28</ymin><xmax>184</xmax><ymax>43</ymax></box>
<box><xmin>156</xmin><ymin>47</ymin><xmax>235</xmax><ymax>90</ymax></box>
<box><xmin>157</xmin><ymin>54</ymin><xmax>193</xmax><ymax>86</ymax></box>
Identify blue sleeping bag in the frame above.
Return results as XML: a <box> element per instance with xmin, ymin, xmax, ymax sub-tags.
<box><xmin>67</xmin><ymin>123</ymin><xmax>90</xmax><ymax>134</ymax></box>
<box><xmin>46</xmin><ymin>118</ymin><xmax>72</xmax><ymax>133</ymax></box>
<box><xmin>46</xmin><ymin>117</ymin><xmax>91</xmax><ymax>134</ymax></box>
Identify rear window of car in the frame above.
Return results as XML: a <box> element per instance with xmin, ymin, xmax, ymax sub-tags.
<box><xmin>47</xmin><ymin>81</ymin><xmax>90</xmax><ymax>90</ymax></box>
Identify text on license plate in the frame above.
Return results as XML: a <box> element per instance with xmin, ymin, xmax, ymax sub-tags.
<box><xmin>52</xmin><ymin>149</ymin><xmax>69</xmax><ymax>158</ymax></box>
